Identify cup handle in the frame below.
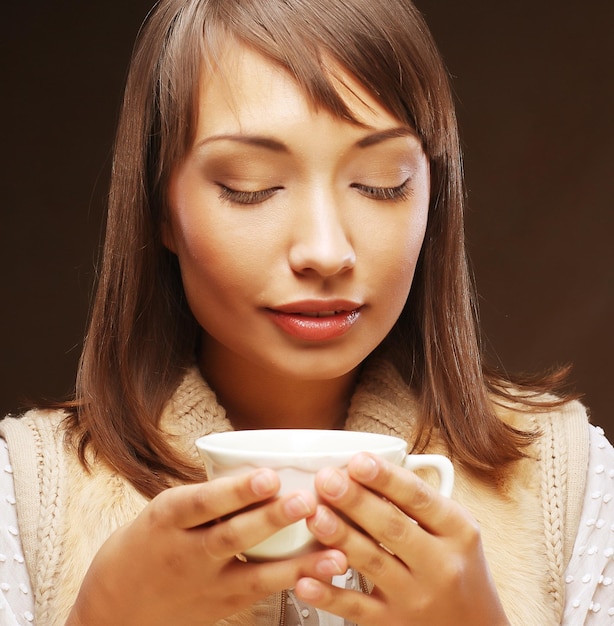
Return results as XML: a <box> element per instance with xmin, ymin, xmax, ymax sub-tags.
<box><xmin>402</xmin><ymin>454</ymin><xmax>454</xmax><ymax>498</ymax></box>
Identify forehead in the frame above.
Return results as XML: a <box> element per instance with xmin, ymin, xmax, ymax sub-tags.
<box><xmin>195</xmin><ymin>42</ymin><xmax>403</xmax><ymax>136</ymax></box>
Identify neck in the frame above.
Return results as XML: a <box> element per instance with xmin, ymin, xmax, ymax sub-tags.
<box><xmin>199</xmin><ymin>349</ymin><xmax>359</xmax><ymax>431</ymax></box>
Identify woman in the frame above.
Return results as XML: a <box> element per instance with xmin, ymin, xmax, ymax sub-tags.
<box><xmin>1</xmin><ymin>0</ymin><xmax>612</xmax><ymax>624</ymax></box>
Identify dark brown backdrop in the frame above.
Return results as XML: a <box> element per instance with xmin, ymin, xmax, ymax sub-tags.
<box><xmin>2</xmin><ymin>2</ymin><xmax>612</xmax><ymax>438</ymax></box>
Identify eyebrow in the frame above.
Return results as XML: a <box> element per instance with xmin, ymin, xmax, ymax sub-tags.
<box><xmin>196</xmin><ymin>134</ymin><xmax>289</xmax><ymax>153</ymax></box>
<box><xmin>195</xmin><ymin>126</ymin><xmax>416</xmax><ymax>153</ymax></box>
<box><xmin>355</xmin><ymin>126</ymin><xmax>417</xmax><ymax>148</ymax></box>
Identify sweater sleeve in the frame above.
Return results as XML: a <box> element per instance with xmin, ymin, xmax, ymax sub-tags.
<box><xmin>562</xmin><ymin>425</ymin><xmax>614</xmax><ymax>625</ymax></box>
<box><xmin>0</xmin><ymin>439</ymin><xmax>34</xmax><ymax>625</ymax></box>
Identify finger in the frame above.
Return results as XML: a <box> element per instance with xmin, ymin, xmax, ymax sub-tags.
<box><xmin>197</xmin><ymin>489</ymin><xmax>318</xmax><ymax>560</ymax></box>
<box><xmin>150</xmin><ymin>468</ymin><xmax>281</xmax><ymax>529</ymax></box>
<box><xmin>294</xmin><ymin>577</ymin><xmax>384</xmax><ymax>626</ymax></box>
<box><xmin>226</xmin><ymin>549</ymin><xmax>349</xmax><ymax>602</ymax></box>
<box><xmin>347</xmin><ymin>453</ymin><xmax>458</xmax><ymax>534</ymax></box>
<box><xmin>313</xmin><ymin>463</ymin><xmax>448</xmax><ymax>579</ymax></box>
<box><xmin>344</xmin><ymin>454</ymin><xmax>479</xmax><ymax>570</ymax></box>
<box><xmin>306</xmin><ymin>503</ymin><xmax>409</xmax><ymax>595</ymax></box>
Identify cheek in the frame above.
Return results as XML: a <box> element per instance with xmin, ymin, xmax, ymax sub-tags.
<box><xmin>177</xmin><ymin>225</ymin><xmax>255</xmax><ymax>296</ymax></box>
<box><xmin>374</xmin><ymin>208</ymin><xmax>427</xmax><ymax>283</ymax></box>
<box><xmin>370</xmin><ymin>209</ymin><xmax>427</xmax><ymax>326</ymax></box>
<box><xmin>381</xmin><ymin>250</ymin><xmax>420</xmax><ymax>312</ymax></box>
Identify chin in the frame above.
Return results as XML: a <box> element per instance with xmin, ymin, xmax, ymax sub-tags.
<box><xmin>266</xmin><ymin>350</ymin><xmax>370</xmax><ymax>382</ymax></box>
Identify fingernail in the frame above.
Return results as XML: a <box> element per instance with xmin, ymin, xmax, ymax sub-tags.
<box><xmin>313</xmin><ymin>507</ymin><xmax>337</xmax><ymax>536</ymax></box>
<box><xmin>296</xmin><ymin>578</ymin><xmax>321</xmax><ymax>601</ymax></box>
<box><xmin>316</xmin><ymin>557</ymin><xmax>345</xmax><ymax>577</ymax></box>
<box><xmin>322</xmin><ymin>468</ymin><xmax>347</xmax><ymax>497</ymax></box>
<box><xmin>284</xmin><ymin>495</ymin><xmax>313</xmax><ymax>520</ymax></box>
<box><xmin>352</xmin><ymin>453</ymin><xmax>378</xmax><ymax>480</ymax></box>
<box><xmin>251</xmin><ymin>469</ymin><xmax>277</xmax><ymax>497</ymax></box>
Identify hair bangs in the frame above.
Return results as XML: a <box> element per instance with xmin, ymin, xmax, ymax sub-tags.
<box><xmin>151</xmin><ymin>0</ymin><xmax>454</xmax><ymax>171</ymax></box>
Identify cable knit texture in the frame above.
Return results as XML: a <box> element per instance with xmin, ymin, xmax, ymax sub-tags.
<box><xmin>0</xmin><ymin>359</ymin><xmax>589</xmax><ymax>625</ymax></box>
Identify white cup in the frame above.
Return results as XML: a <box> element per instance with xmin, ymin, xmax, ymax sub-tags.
<box><xmin>196</xmin><ymin>429</ymin><xmax>454</xmax><ymax>560</ymax></box>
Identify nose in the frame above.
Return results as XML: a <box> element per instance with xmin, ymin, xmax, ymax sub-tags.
<box><xmin>288</xmin><ymin>191</ymin><xmax>356</xmax><ymax>277</ymax></box>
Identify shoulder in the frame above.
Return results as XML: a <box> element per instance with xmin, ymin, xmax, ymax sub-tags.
<box><xmin>4</xmin><ymin>407</ymin><xmax>70</xmax><ymax>425</ymax></box>
<box><xmin>491</xmin><ymin>388</ymin><xmax>588</xmax><ymax>432</ymax></box>
<box><xmin>493</xmin><ymin>393</ymin><xmax>592</xmax><ymax>564</ymax></box>
<box><xmin>0</xmin><ymin>408</ymin><xmax>73</xmax><ymax>522</ymax></box>
<box><xmin>0</xmin><ymin>410</ymin><xmax>71</xmax><ymax>585</ymax></box>
<box><xmin>492</xmin><ymin>394</ymin><xmax>590</xmax><ymax>486</ymax></box>
<box><xmin>493</xmin><ymin>395</ymin><xmax>590</xmax><ymax>479</ymax></box>
<box><xmin>0</xmin><ymin>409</ymin><xmax>68</xmax><ymax>449</ymax></box>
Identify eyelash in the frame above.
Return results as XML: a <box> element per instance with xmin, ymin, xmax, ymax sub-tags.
<box><xmin>217</xmin><ymin>178</ymin><xmax>412</xmax><ymax>205</ymax></box>
<box><xmin>217</xmin><ymin>185</ymin><xmax>280</xmax><ymax>205</ymax></box>
<box><xmin>351</xmin><ymin>178</ymin><xmax>412</xmax><ymax>201</ymax></box>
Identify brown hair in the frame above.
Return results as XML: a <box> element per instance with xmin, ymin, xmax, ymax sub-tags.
<box><xmin>66</xmin><ymin>0</ymin><xmax>572</xmax><ymax>498</ymax></box>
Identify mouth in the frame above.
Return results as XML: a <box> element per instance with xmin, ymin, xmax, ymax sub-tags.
<box><xmin>294</xmin><ymin>310</ymin><xmax>344</xmax><ymax>318</ymax></box>
<box><xmin>266</xmin><ymin>302</ymin><xmax>363</xmax><ymax>341</ymax></box>
<box><xmin>272</xmin><ymin>299</ymin><xmax>363</xmax><ymax>315</ymax></box>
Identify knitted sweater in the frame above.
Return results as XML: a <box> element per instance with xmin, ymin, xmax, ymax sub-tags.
<box><xmin>0</xmin><ymin>360</ymin><xmax>589</xmax><ymax>625</ymax></box>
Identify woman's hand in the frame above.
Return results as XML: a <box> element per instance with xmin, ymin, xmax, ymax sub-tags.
<box><xmin>66</xmin><ymin>469</ymin><xmax>347</xmax><ymax>626</ymax></box>
<box><xmin>297</xmin><ymin>453</ymin><xmax>510</xmax><ymax>626</ymax></box>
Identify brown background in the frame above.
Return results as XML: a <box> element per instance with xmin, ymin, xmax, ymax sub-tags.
<box><xmin>1</xmin><ymin>2</ymin><xmax>612</xmax><ymax>438</ymax></box>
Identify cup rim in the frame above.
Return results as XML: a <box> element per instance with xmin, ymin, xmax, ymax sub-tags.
<box><xmin>196</xmin><ymin>428</ymin><xmax>407</xmax><ymax>461</ymax></box>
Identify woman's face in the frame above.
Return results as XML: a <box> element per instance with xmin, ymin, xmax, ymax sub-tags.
<box><xmin>164</xmin><ymin>43</ymin><xmax>430</xmax><ymax>383</ymax></box>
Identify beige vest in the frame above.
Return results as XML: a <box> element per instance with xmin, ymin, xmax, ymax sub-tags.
<box><xmin>0</xmin><ymin>361</ymin><xmax>589</xmax><ymax>625</ymax></box>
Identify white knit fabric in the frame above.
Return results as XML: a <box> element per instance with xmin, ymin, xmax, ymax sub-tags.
<box><xmin>0</xmin><ymin>425</ymin><xmax>613</xmax><ymax>625</ymax></box>
<box><xmin>0</xmin><ymin>440</ymin><xmax>33</xmax><ymax>626</ymax></box>
<box><xmin>563</xmin><ymin>425</ymin><xmax>614</xmax><ymax>625</ymax></box>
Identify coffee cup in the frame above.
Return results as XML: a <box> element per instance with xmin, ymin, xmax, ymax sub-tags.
<box><xmin>196</xmin><ymin>429</ymin><xmax>454</xmax><ymax>560</ymax></box>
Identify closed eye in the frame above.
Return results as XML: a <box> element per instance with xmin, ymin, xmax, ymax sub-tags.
<box><xmin>351</xmin><ymin>178</ymin><xmax>412</xmax><ymax>201</ymax></box>
<box><xmin>217</xmin><ymin>184</ymin><xmax>283</xmax><ymax>205</ymax></box>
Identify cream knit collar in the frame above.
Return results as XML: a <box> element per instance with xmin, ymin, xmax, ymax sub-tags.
<box><xmin>158</xmin><ymin>358</ymin><xmax>424</xmax><ymax>463</ymax></box>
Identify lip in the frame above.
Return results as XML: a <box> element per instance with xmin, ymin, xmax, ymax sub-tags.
<box><xmin>266</xmin><ymin>300</ymin><xmax>363</xmax><ymax>341</ymax></box>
